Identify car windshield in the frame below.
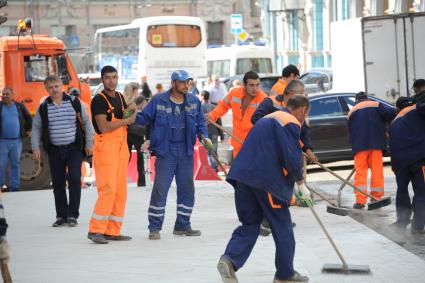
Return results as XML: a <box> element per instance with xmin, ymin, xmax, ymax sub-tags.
<box><xmin>309</xmin><ymin>97</ymin><xmax>344</xmax><ymax>118</ymax></box>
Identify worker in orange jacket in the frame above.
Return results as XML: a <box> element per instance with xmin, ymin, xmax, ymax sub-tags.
<box><xmin>269</xmin><ymin>64</ymin><xmax>300</xmax><ymax>96</ymax></box>
<box><xmin>88</xmin><ymin>66</ymin><xmax>137</xmax><ymax>244</ymax></box>
<box><xmin>206</xmin><ymin>71</ymin><xmax>266</xmax><ymax>157</ymax></box>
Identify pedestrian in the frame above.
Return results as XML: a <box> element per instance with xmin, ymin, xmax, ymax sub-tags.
<box><xmin>205</xmin><ymin>74</ymin><xmax>227</xmax><ymax>104</ymax></box>
<box><xmin>348</xmin><ymin>91</ymin><xmax>396</xmax><ymax>209</ymax></box>
<box><xmin>188</xmin><ymin>79</ymin><xmax>200</xmax><ymax>96</ymax></box>
<box><xmin>412</xmin><ymin>78</ymin><xmax>425</xmax><ymax>103</ymax></box>
<box><xmin>127</xmin><ymin>95</ymin><xmax>148</xmax><ymax>187</ymax></box>
<box><xmin>206</xmin><ymin>71</ymin><xmax>266</xmax><ymax>158</ymax></box>
<box><xmin>0</xmin><ymin>87</ymin><xmax>32</xmax><ymax>192</ymax></box>
<box><xmin>88</xmin><ymin>65</ymin><xmax>137</xmax><ymax>244</ymax></box>
<box><xmin>135</xmin><ymin>70</ymin><xmax>209</xmax><ymax>240</ymax></box>
<box><xmin>123</xmin><ymin>82</ymin><xmax>140</xmax><ymax>108</ymax></box>
<box><xmin>200</xmin><ymin>90</ymin><xmax>220</xmax><ymax>171</ymax></box>
<box><xmin>154</xmin><ymin>83</ymin><xmax>165</xmax><ymax>96</ymax></box>
<box><xmin>270</xmin><ymin>64</ymin><xmax>300</xmax><ymax>96</ymax></box>
<box><xmin>31</xmin><ymin>75</ymin><xmax>94</xmax><ymax>227</ymax></box>
<box><xmin>141</xmin><ymin>75</ymin><xmax>152</xmax><ymax>99</ymax></box>
<box><xmin>217</xmin><ymin>95</ymin><xmax>312</xmax><ymax>283</ymax></box>
<box><xmin>389</xmin><ymin>96</ymin><xmax>425</xmax><ymax>236</ymax></box>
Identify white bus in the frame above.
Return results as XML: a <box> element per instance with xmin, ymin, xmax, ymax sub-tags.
<box><xmin>94</xmin><ymin>16</ymin><xmax>207</xmax><ymax>88</ymax></box>
<box><xmin>206</xmin><ymin>45</ymin><xmax>275</xmax><ymax>78</ymax></box>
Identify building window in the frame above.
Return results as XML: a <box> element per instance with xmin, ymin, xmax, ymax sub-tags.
<box><xmin>207</xmin><ymin>21</ymin><xmax>224</xmax><ymax>46</ymax></box>
<box><xmin>287</xmin><ymin>11</ymin><xmax>299</xmax><ymax>51</ymax></box>
<box><xmin>336</xmin><ymin>0</ymin><xmax>349</xmax><ymax>20</ymax></box>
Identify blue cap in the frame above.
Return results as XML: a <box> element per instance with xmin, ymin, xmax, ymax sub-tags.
<box><xmin>171</xmin><ymin>70</ymin><xmax>192</xmax><ymax>81</ymax></box>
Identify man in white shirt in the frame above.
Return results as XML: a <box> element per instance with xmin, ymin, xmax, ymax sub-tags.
<box><xmin>205</xmin><ymin>74</ymin><xmax>227</xmax><ymax>105</ymax></box>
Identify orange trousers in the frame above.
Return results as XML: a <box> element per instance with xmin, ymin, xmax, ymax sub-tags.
<box><xmin>353</xmin><ymin>149</ymin><xmax>384</xmax><ymax>204</ymax></box>
<box><xmin>89</xmin><ymin>126</ymin><xmax>130</xmax><ymax>236</ymax></box>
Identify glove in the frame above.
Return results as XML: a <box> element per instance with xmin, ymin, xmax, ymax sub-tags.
<box><xmin>201</xmin><ymin>138</ymin><xmax>214</xmax><ymax>152</ymax></box>
<box><xmin>0</xmin><ymin>236</ymin><xmax>10</xmax><ymax>261</ymax></box>
<box><xmin>123</xmin><ymin>109</ymin><xmax>135</xmax><ymax>119</ymax></box>
<box><xmin>294</xmin><ymin>183</ymin><xmax>313</xmax><ymax>207</ymax></box>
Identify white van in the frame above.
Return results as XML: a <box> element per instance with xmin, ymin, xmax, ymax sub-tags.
<box><xmin>206</xmin><ymin>45</ymin><xmax>275</xmax><ymax>78</ymax></box>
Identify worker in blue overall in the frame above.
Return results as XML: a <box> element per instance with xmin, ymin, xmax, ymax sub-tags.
<box><xmin>135</xmin><ymin>70</ymin><xmax>209</xmax><ymax>240</ymax></box>
<box><xmin>389</xmin><ymin>97</ymin><xmax>425</xmax><ymax>236</ymax></box>
<box><xmin>217</xmin><ymin>95</ymin><xmax>312</xmax><ymax>283</ymax></box>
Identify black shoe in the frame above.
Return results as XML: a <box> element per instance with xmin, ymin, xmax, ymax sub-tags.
<box><xmin>353</xmin><ymin>203</ymin><xmax>365</xmax><ymax>210</ymax></box>
<box><xmin>389</xmin><ymin>221</ymin><xmax>407</xmax><ymax>232</ymax></box>
<box><xmin>52</xmin><ymin>218</ymin><xmax>67</xmax><ymax>227</ymax></box>
<box><xmin>217</xmin><ymin>255</ymin><xmax>238</xmax><ymax>283</ymax></box>
<box><xmin>411</xmin><ymin>227</ymin><xmax>425</xmax><ymax>236</ymax></box>
<box><xmin>173</xmin><ymin>228</ymin><xmax>201</xmax><ymax>236</ymax></box>
<box><xmin>67</xmin><ymin>217</ymin><xmax>78</xmax><ymax>227</ymax></box>
<box><xmin>104</xmin><ymin>234</ymin><xmax>132</xmax><ymax>241</ymax></box>
<box><xmin>149</xmin><ymin>231</ymin><xmax>161</xmax><ymax>240</ymax></box>
<box><xmin>274</xmin><ymin>270</ymin><xmax>309</xmax><ymax>282</ymax></box>
<box><xmin>87</xmin><ymin>232</ymin><xmax>108</xmax><ymax>244</ymax></box>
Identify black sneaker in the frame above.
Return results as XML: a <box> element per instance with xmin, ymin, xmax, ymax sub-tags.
<box><xmin>104</xmin><ymin>234</ymin><xmax>132</xmax><ymax>241</ymax></box>
<box><xmin>217</xmin><ymin>255</ymin><xmax>238</xmax><ymax>283</ymax></box>
<box><xmin>67</xmin><ymin>217</ymin><xmax>78</xmax><ymax>227</ymax></box>
<box><xmin>173</xmin><ymin>228</ymin><xmax>201</xmax><ymax>236</ymax></box>
<box><xmin>353</xmin><ymin>203</ymin><xmax>365</xmax><ymax>210</ymax></box>
<box><xmin>274</xmin><ymin>270</ymin><xmax>309</xmax><ymax>283</ymax></box>
<box><xmin>52</xmin><ymin>218</ymin><xmax>67</xmax><ymax>227</ymax></box>
<box><xmin>87</xmin><ymin>232</ymin><xmax>108</xmax><ymax>244</ymax></box>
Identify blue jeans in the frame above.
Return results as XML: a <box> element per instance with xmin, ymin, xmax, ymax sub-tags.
<box><xmin>224</xmin><ymin>182</ymin><xmax>295</xmax><ymax>280</ymax></box>
<box><xmin>148</xmin><ymin>143</ymin><xmax>195</xmax><ymax>232</ymax></box>
<box><xmin>0</xmin><ymin>139</ymin><xmax>23</xmax><ymax>190</ymax></box>
<box><xmin>47</xmin><ymin>145</ymin><xmax>83</xmax><ymax>219</ymax></box>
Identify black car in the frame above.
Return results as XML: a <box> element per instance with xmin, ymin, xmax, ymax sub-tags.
<box><xmin>299</xmin><ymin>68</ymin><xmax>332</xmax><ymax>94</ymax></box>
<box><xmin>308</xmin><ymin>93</ymin><xmax>395</xmax><ymax>163</ymax></box>
<box><xmin>223</xmin><ymin>74</ymin><xmax>279</xmax><ymax>96</ymax></box>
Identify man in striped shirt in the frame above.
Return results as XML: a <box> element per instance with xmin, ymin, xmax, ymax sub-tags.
<box><xmin>32</xmin><ymin>75</ymin><xmax>94</xmax><ymax>227</ymax></box>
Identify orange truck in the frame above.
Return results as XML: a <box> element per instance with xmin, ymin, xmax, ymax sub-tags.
<box><xmin>0</xmin><ymin>19</ymin><xmax>91</xmax><ymax>190</ymax></box>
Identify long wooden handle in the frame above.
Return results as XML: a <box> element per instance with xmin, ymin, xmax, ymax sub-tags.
<box><xmin>1</xmin><ymin>260</ymin><xmax>12</xmax><ymax>283</ymax></box>
<box><xmin>208</xmin><ymin>120</ymin><xmax>243</xmax><ymax>144</ymax></box>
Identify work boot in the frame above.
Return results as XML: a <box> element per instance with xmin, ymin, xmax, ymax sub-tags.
<box><xmin>353</xmin><ymin>203</ymin><xmax>365</xmax><ymax>210</ymax></box>
<box><xmin>173</xmin><ymin>228</ymin><xmax>201</xmax><ymax>236</ymax></box>
<box><xmin>389</xmin><ymin>221</ymin><xmax>407</xmax><ymax>232</ymax></box>
<box><xmin>67</xmin><ymin>217</ymin><xmax>78</xmax><ymax>227</ymax></box>
<box><xmin>52</xmin><ymin>217</ymin><xmax>67</xmax><ymax>227</ymax></box>
<box><xmin>217</xmin><ymin>255</ymin><xmax>238</xmax><ymax>283</ymax></box>
<box><xmin>104</xmin><ymin>234</ymin><xmax>132</xmax><ymax>241</ymax></box>
<box><xmin>259</xmin><ymin>219</ymin><xmax>271</xmax><ymax>237</ymax></box>
<box><xmin>149</xmin><ymin>231</ymin><xmax>161</xmax><ymax>240</ymax></box>
<box><xmin>87</xmin><ymin>233</ymin><xmax>108</xmax><ymax>244</ymax></box>
<box><xmin>411</xmin><ymin>227</ymin><xmax>425</xmax><ymax>236</ymax></box>
<box><xmin>273</xmin><ymin>271</ymin><xmax>309</xmax><ymax>283</ymax></box>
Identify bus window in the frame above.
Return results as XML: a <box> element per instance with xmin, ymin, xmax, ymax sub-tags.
<box><xmin>236</xmin><ymin>58</ymin><xmax>272</xmax><ymax>75</ymax></box>
<box><xmin>207</xmin><ymin>60</ymin><xmax>230</xmax><ymax>78</ymax></box>
<box><xmin>147</xmin><ymin>25</ymin><xmax>201</xmax><ymax>48</ymax></box>
<box><xmin>24</xmin><ymin>55</ymin><xmax>53</xmax><ymax>82</ymax></box>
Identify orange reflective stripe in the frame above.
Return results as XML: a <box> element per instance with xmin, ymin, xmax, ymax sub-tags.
<box><xmin>421</xmin><ymin>165</ymin><xmax>425</xmax><ymax>182</ymax></box>
<box><xmin>270</xmin><ymin>96</ymin><xmax>285</xmax><ymax>110</ymax></box>
<box><xmin>267</xmin><ymin>192</ymin><xmax>282</xmax><ymax>208</ymax></box>
<box><xmin>266</xmin><ymin>111</ymin><xmax>301</xmax><ymax>127</ymax></box>
<box><xmin>348</xmin><ymin>100</ymin><xmax>379</xmax><ymax>117</ymax></box>
<box><xmin>282</xmin><ymin>168</ymin><xmax>288</xmax><ymax>176</ymax></box>
<box><xmin>392</xmin><ymin>104</ymin><xmax>416</xmax><ymax>123</ymax></box>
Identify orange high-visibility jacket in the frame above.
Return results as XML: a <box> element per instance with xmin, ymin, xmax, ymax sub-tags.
<box><xmin>269</xmin><ymin>79</ymin><xmax>287</xmax><ymax>96</ymax></box>
<box><xmin>209</xmin><ymin>86</ymin><xmax>266</xmax><ymax>157</ymax></box>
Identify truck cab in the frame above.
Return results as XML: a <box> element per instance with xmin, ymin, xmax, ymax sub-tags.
<box><xmin>0</xmin><ymin>20</ymin><xmax>91</xmax><ymax>190</ymax></box>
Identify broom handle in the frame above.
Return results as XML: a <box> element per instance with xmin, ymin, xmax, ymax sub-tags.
<box><xmin>303</xmin><ymin>153</ymin><xmax>378</xmax><ymax>201</ymax></box>
<box><xmin>305</xmin><ymin>184</ymin><xmax>338</xmax><ymax>207</ymax></box>
<box><xmin>1</xmin><ymin>260</ymin><xmax>12</xmax><ymax>283</ymax></box>
<box><xmin>208</xmin><ymin>120</ymin><xmax>244</xmax><ymax>144</ymax></box>
<box><xmin>308</xmin><ymin>204</ymin><xmax>348</xmax><ymax>267</ymax></box>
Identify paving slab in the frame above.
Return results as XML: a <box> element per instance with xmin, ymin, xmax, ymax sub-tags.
<box><xmin>4</xmin><ymin>180</ymin><xmax>425</xmax><ymax>283</ymax></box>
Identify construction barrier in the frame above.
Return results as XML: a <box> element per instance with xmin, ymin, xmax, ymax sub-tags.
<box><xmin>127</xmin><ymin>140</ymin><xmax>221</xmax><ymax>182</ymax></box>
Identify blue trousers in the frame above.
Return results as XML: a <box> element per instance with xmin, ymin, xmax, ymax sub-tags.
<box><xmin>395</xmin><ymin>159</ymin><xmax>425</xmax><ymax>231</ymax></box>
<box><xmin>47</xmin><ymin>145</ymin><xmax>83</xmax><ymax>219</ymax></box>
<box><xmin>148</xmin><ymin>143</ymin><xmax>195</xmax><ymax>232</ymax></box>
<box><xmin>0</xmin><ymin>139</ymin><xmax>22</xmax><ymax>189</ymax></box>
<box><xmin>224</xmin><ymin>182</ymin><xmax>295</xmax><ymax>280</ymax></box>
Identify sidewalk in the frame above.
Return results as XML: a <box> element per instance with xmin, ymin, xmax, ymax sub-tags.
<box><xmin>4</xmin><ymin>180</ymin><xmax>425</xmax><ymax>283</ymax></box>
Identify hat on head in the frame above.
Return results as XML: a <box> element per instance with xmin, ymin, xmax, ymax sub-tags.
<box><xmin>171</xmin><ymin>70</ymin><xmax>192</xmax><ymax>81</ymax></box>
<box><xmin>395</xmin><ymin>96</ymin><xmax>412</xmax><ymax>110</ymax></box>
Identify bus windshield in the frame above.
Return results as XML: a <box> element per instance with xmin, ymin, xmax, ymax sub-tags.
<box><xmin>147</xmin><ymin>24</ymin><xmax>201</xmax><ymax>48</ymax></box>
<box><xmin>96</xmin><ymin>28</ymin><xmax>140</xmax><ymax>80</ymax></box>
<box><xmin>236</xmin><ymin>58</ymin><xmax>273</xmax><ymax>75</ymax></box>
